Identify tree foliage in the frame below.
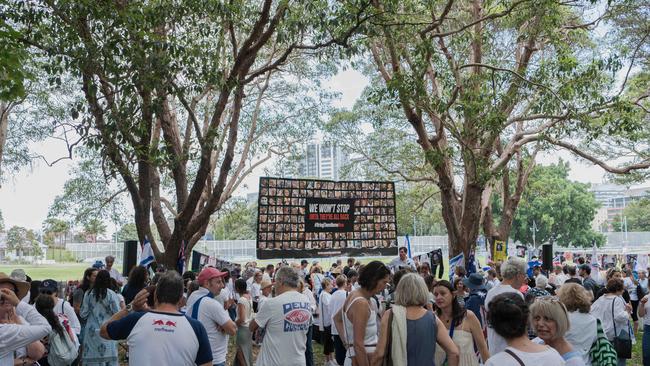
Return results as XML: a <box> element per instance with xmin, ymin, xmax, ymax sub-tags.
<box><xmin>6</xmin><ymin>225</ymin><xmax>40</xmax><ymax>257</ymax></box>
<box><xmin>82</xmin><ymin>219</ymin><xmax>107</xmax><ymax>243</ymax></box>
<box><xmin>42</xmin><ymin>217</ymin><xmax>70</xmax><ymax>246</ymax></box>
<box><xmin>507</xmin><ymin>161</ymin><xmax>605</xmax><ymax>248</ymax></box>
<box><xmin>335</xmin><ymin>0</ymin><xmax>650</xmax><ymax>259</ymax></box>
<box><xmin>210</xmin><ymin>200</ymin><xmax>257</xmax><ymax>240</ymax></box>
<box><xmin>8</xmin><ymin>0</ymin><xmax>372</xmax><ymax>267</ymax></box>
<box><xmin>613</xmin><ymin>197</ymin><xmax>650</xmax><ymax>232</ymax></box>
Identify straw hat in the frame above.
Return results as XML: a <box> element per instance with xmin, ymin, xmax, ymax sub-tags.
<box><xmin>0</xmin><ymin>272</ymin><xmax>30</xmax><ymax>300</ymax></box>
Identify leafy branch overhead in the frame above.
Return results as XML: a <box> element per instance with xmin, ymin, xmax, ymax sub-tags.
<box><xmin>5</xmin><ymin>0</ymin><xmax>375</xmax><ymax>266</ymax></box>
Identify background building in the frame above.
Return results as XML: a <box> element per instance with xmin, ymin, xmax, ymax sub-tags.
<box><xmin>590</xmin><ymin>183</ymin><xmax>650</xmax><ymax>231</ymax></box>
<box><xmin>298</xmin><ymin>142</ymin><xmax>349</xmax><ymax>180</ymax></box>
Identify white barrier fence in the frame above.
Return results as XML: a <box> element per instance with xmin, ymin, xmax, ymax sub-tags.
<box><xmin>59</xmin><ymin>232</ymin><xmax>650</xmax><ymax>263</ymax></box>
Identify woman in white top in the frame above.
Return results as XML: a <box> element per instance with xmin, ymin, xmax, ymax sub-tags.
<box><xmin>485</xmin><ymin>292</ymin><xmax>565</xmax><ymax>366</ymax></box>
<box><xmin>638</xmin><ymin>293</ymin><xmax>650</xmax><ymax>365</ymax></box>
<box><xmin>333</xmin><ymin>261</ymin><xmax>391</xmax><ymax>366</ymax></box>
<box><xmin>623</xmin><ymin>269</ymin><xmax>639</xmax><ymax>334</ymax></box>
<box><xmin>557</xmin><ymin>283</ymin><xmax>597</xmax><ymax>365</ymax></box>
<box><xmin>530</xmin><ymin>296</ymin><xmax>585</xmax><ymax>366</ymax></box>
<box><xmin>234</xmin><ymin>278</ymin><xmax>253</xmax><ymax>366</ymax></box>
<box><xmin>433</xmin><ymin>280</ymin><xmax>489</xmax><ymax>366</ymax></box>
<box><xmin>590</xmin><ymin>278</ymin><xmax>632</xmax><ymax>366</ymax></box>
<box><xmin>319</xmin><ymin>278</ymin><xmax>335</xmax><ymax>365</ymax></box>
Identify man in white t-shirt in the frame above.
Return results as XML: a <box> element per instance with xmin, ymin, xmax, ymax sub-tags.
<box><xmin>186</xmin><ymin>268</ymin><xmax>237</xmax><ymax>366</ymax></box>
<box><xmin>388</xmin><ymin>246</ymin><xmax>417</xmax><ymax>272</ymax></box>
<box><xmin>484</xmin><ymin>256</ymin><xmax>527</xmax><ymax>355</ymax></box>
<box><xmin>251</xmin><ymin>266</ymin><xmax>312</xmax><ymax>366</ymax></box>
<box><xmin>105</xmin><ymin>256</ymin><xmax>124</xmax><ymax>286</ymax></box>
<box><xmin>40</xmin><ymin>279</ymin><xmax>82</xmax><ymax>335</ymax></box>
<box><xmin>101</xmin><ymin>271</ymin><xmax>213</xmax><ymax>366</ymax></box>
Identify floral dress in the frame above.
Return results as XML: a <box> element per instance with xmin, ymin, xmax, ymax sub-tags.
<box><xmin>80</xmin><ymin>289</ymin><xmax>120</xmax><ymax>366</ymax></box>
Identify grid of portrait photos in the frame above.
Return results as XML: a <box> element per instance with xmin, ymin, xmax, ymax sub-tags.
<box><xmin>257</xmin><ymin>177</ymin><xmax>398</xmax><ymax>257</ymax></box>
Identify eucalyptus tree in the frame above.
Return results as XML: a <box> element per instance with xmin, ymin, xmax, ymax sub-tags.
<box><xmin>7</xmin><ymin>0</ymin><xmax>372</xmax><ymax>267</ymax></box>
<box><xmin>351</xmin><ymin>0</ymin><xmax>649</xmax><ymax>259</ymax></box>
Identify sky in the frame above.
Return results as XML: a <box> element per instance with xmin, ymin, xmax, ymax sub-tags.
<box><xmin>0</xmin><ymin>68</ymin><xmax>632</xmax><ymax>233</ymax></box>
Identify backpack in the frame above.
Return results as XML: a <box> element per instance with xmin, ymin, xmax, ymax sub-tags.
<box><xmin>47</xmin><ymin>323</ymin><xmax>78</xmax><ymax>366</ymax></box>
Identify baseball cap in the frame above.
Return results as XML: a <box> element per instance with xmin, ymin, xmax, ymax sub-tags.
<box><xmin>39</xmin><ymin>279</ymin><xmax>58</xmax><ymax>294</ymax></box>
<box><xmin>197</xmin><ymin>268</ymin><xmax>227</xmax><ymax>285</ymax></box>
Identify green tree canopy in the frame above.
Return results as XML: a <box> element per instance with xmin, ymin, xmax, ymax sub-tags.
<box><xmin>83</xmin><ymin>219</ymin><xmax>107</xmax><ymax>243</ymax></box>
<box><xmin>508</xmin><ymin>161</ymin><xmax>605</xmax><ymax>248</ymax></box>
<box><xmin>42</xmin><ymin>217</ymin><xmax>70</xmax><ymax>246</ymax></box>
<box><xmin>613</xmin><ymin>197</ymin><xmax>650</xmax><ymax>232</ymax></box>
<box><xmin>210</xmin><ymin>200</ymin><xmax>257</xmax><ymax>240</ymax></box>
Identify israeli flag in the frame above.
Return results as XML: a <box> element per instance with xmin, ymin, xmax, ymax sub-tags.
<box><xmin>139</xmin><ymin>238</ymin><xmax>155</xmax><ymax>267</ymax></box>
<box><xmin>449</xmin><ymin>252</ymin><xmax>465</xmax><ymax>281</ymax></box>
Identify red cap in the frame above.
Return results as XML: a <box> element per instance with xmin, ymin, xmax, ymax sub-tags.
<box><xmin>197</xmin><ymin>268</ymin><xmax>227</xmax><ymax>285</ymax></box>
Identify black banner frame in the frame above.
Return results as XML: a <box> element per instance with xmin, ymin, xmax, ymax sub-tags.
<box><xmin>256</xmin><ymin>177</ymin><xmax>399</xmax><ymax>259</ymax></box>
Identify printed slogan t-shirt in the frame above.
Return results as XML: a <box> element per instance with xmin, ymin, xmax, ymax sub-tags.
<box><xmin>255</xmin><ymin>290</ymin><xmax>312</xmax><ymax>366</ymax></box>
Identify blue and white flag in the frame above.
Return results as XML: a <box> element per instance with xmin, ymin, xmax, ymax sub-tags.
<box><xmin>139</xmin><ymin>238</ymin><xmax>155</xmax><ymax>267</ymax></box>
<box><xmin>177</xmin><ymin>241</ymin><xmax>187</xmax><ymax>274</ymax></box>
<box><xmin>405</xmin><ymin>235</ymin><xmax>412</xmax><ymax>258</ymax></box>
<box><xmin>449</xmin><ymin>252</ymin><xmax>465</xmax><ymax>281</ymax></box>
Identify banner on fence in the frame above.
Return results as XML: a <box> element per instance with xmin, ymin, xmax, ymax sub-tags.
<box><xmin>256</xmin><ymin>177</ymin><xmax>398</xmax><ymax>259</ymax></box>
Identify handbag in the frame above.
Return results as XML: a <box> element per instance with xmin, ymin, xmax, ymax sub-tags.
<box><xmin>382</xmin><ymin>310</ymin><xmax>393</xmax><ymax>366</ymax></box>
<box><xmin>611</xmin><ymin>298</ymin><xmax>632</xmax><ymax>359</ymax></box>
<box><xmin>589</xmin><ymin>318</ymin><xmax>618</xmax><ymax>365</ymax></box>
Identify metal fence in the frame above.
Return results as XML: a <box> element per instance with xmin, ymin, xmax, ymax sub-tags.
<box><xmin>63</xmin><ymin>232</ymin><xmax>650</xmax><ymax>263</ymax></box>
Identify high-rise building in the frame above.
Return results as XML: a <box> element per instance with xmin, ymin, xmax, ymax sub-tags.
<box><xmin>298</xmin><ymin>143</ymin><xmax>349</xmax><ymax>180</ymax></box>
<box><xmin>590</xmin><ymin>183</ymin><xmax>650</xmax><ymax>231</ymax></box>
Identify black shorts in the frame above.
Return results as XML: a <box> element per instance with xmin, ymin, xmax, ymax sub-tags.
<box><xmin>632</xmin><ymin>300</ymin><xmax>639</xmax><ymax>321</ymax></box>
<box><xmin>322</xmin><ymin>325</ymin><xmax>334</xmax><ymax>354</ymax></box>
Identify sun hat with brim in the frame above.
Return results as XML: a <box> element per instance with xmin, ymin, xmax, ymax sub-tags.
<box><xmin>0</xmin><ymin>272</ymin><xmax>30</xmax><ymax>300</ymax></box>
<box><xmin>260</xmin><ymin>280</ymin><xmax>273</xmax><ymax>289</ymax></box>
<box><xmin>463</xmin><ymin>273</ymin><xmax>487</xmax><ymax>291</ymax></box>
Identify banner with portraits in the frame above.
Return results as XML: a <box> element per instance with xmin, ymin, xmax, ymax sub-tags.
<box><xmin>256</xmin><ymin>177</ymin><xmax>398</xmax><ymax>259</ymax></box>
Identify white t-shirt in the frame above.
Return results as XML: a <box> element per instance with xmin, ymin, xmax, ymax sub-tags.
<box><xmin>319</xmin><ymin>291</ymin><xmax>333</xmax><ymax>329</ymax></box>
<box><xmin>485</xmin><ymin>346</ymin><xmax>565</xmax><ymax>366</ymax></box>
<box><xmin>624</xmin><ymin>277</ymin><xmax>638</xmax><ymax>301</ymax></box>
<box><xmin>55</xmin><ymin>298</ymin><xmax>81</xmax><ymax>335</ymax></box>
<box><xmin>185</xmin><ymin>287</ymin><xmax>232</xmax><ymax>364</ymax></box>
<box><xmin>329</xmin><ymin>289</ymin><xmax>348</xmax><ymax>336</ymax></box>
<box><xmin>642</xmin><ymin>296</ymin><xmax>650</xmax><ymax>327</ymax></box>
<box><xmin>255</xmin><ymin>290</ymin><xmax>312</xmax><ymax>366</ymax></box>
<box><xmin>250</xmin><ymin>282</ymin><xmax>262</xmax><ymax>302</ymax></box>
<box><xmin>484</xmin><ymin>284</ymin><xmax>524</xmax><ymax>355</ymax></box>
<box><xmin>565</xmin><ymin>311</ymin><xmax>597</xmax><ymax>365</ymax></box>
<box><xmin>106</xmin><ymin>310</ymin><xmax>212</xmax><ymax>366</ymax></box>
<box><xmin>108</xmin><ymin>267</ymin><xmax>124</xmax><ymax>284</ymax></box>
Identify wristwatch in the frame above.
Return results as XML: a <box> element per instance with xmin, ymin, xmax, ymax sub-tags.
<box><xmin>125</xmin><ymin>303</ymin><xmax>133</xmax><ymax>313</ymax></box>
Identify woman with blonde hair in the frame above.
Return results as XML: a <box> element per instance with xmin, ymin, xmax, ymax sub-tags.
<box><xmin>374</xmin><ymin>273</ymin><xmax>459</xmax><ymax>366</ymax></box>
<box><xmin>530</xmin><ymin>297</ymin><xmax>585</xmax><ymax>365</ymax></box>
<box><xmin>557</xmin><ymin>283</ymin><xmax>597</xmax><ymax>365</ymax></box>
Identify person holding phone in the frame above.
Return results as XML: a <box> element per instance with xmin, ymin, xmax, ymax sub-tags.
<box><xmin>0</xmin><ymin>272</ymin><xmax>51</xmax><ymax>366</ymax></box>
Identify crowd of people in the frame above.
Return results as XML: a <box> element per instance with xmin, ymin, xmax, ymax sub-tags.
<box><xmin>0</xmin><ymin>250</ymin><xmax>648</xmax><ymax>365</ymax></box>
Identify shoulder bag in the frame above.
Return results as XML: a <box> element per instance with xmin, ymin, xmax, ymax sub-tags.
<box><xmin>589</xmin><ymin>318</ymin><xmax>618</xmax><ymax>365</ymax></box>
<box><xmin>611</xmin><ymin>298</ymin><xmax>632</xmax><ymax>359</ymax></box>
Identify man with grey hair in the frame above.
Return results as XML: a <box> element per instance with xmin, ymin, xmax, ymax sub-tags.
<box><xmin>484</xmin><ymin>256</ymin><xmax>527</xmax><ymax>354</ymax></box>
<box><xmin>105</xmin><ymin>255</ymin><xmax>124</xmax><ymax>286</ymax></box>
<box><xmin>250</xmin><ymin>266</ymin><xmax>312</xmax><ymax>366</ymax></box>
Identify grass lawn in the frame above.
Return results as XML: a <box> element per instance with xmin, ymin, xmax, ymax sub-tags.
<box><xmin>0</xmin><ymin>263</ymin><xmax>89</xmax><ymax>281</ymax></box>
